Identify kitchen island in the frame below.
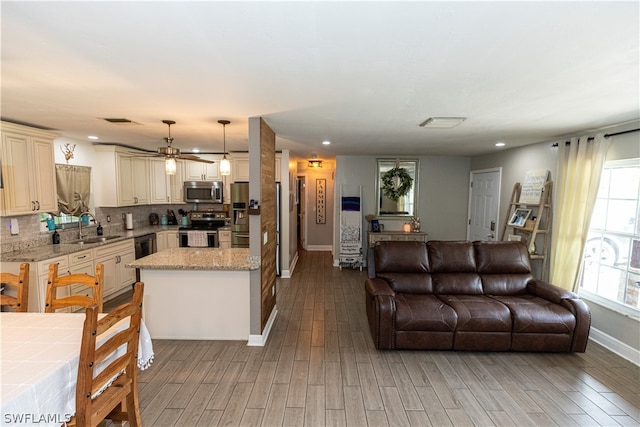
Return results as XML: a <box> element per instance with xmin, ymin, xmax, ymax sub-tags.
<box><xmin>127</xmin><ymin>248</ymin><xmax>260</xmax><ymax>341</ymax></box>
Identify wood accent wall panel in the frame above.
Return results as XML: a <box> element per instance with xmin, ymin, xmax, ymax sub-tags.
<box><xmin>259</xmin><ymin>118</ymin><xmax>277</xmax><ymax>331</ymax></box>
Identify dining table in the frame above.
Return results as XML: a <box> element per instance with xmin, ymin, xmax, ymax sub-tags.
<box><xmin>0</xmin><ymin>312</ymin><xmax>154</xmax><ymax>427</ymax></box>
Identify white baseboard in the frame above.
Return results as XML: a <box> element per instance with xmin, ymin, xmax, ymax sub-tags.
<box><xmin>247</xmin><ymin>306</ymin><xmax>278</xmax><ymax>346</ymax></box>
<box><xmin>306</xmin><ymin>245</ymin><xmax>332</xmax><ymax>251</ymax></box>
<box><xmin>281</xmin><ymin>252</ymin><xmax>298</xmax><ymax>278</ymax></box>
<box><xmin>589</xmin><ymin>327</ymin><xmax>640</xmax><ymax>366</ymax></box>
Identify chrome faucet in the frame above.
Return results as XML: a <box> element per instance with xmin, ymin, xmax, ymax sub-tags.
<box><xmin>78</xmin><ymin>212</ymin><xmax>97</xmax><ymax>239</ymax></box>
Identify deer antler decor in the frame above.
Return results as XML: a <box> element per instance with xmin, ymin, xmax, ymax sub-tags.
<box><xmin>60</xmin><ymin>143</ymin><xmax>76</xmax><ymax>163</ymax></box>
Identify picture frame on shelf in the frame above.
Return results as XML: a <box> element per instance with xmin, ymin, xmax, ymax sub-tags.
<box><xmin>508</xmin><ymin>208</ymin><xmax>531</xmax><ymax>227</ymax></box>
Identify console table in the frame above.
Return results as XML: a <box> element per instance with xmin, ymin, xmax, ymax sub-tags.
<box><xmin>367</xmin><ymin>230</ymin><xmax>428</xmax><ymax>247</ymax></box>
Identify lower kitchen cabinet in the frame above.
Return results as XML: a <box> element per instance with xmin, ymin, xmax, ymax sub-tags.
<box><xmin>218</xmin><ymin>228</ymin><xmax>231</xmax><ymax>249</ymax></box>
<box><xmin>156</xmin><ymin>230</ymin><xmax>179</xmax><ymax>251</ymax></box>
<box><xmin>2</xmin><ymin>240</ymin><xmax>137</xmax><ymax>312</ymax></box>
<box><xmin>94</xmin><ymin>240</ymin><xmax>136</xmax><ymax>297</ymax></box>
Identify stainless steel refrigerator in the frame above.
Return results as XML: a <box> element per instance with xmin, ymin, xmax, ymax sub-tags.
<box><xmin>276</xmin><ymin>182</ymin><xmax>281</xmax><ymax>276</ymax></box>
<box><xmin>231</xmin><ymin>183</ymin><xmax>249</xmax><ymax>248</ymax></box>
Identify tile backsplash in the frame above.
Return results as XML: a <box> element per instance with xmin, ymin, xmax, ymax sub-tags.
<box><xmin>0</xmin><ymin>203</ymin><xmax>225</xmax><ymax>254</ymax></box>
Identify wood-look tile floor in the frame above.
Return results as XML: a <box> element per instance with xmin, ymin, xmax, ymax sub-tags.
<box><xmin>109</xmin><ymin>250</ymin><xmax>640</xmax><ymax>426</ymax></box>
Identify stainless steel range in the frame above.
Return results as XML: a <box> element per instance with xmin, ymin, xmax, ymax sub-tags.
<box><xmin>178</xmin><ymin>211</ymin><xmax>228</xmax><ymax>248</ymax></box>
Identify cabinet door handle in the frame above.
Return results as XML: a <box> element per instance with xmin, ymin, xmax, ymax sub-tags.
<box><xmin>77</xmin><ymin>255</ymin><xmax>87</xmax><ymax>259</ymax></box>
<box><xmin>31</xmin><ymin>201</ymin><xmax>36</xmax><ymax>211</ymax></box>
<box><xmin>35</xmin><ymin>201</ymin><xmax>40</xmax><ymax>210</ymax></box>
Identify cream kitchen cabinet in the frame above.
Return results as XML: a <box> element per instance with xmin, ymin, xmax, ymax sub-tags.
<box><xmin>0</xmin><ymin>121</ymin><xmax>58</xmax><ymax>216</ymax></box>
<box><xmin>68</xmin><ymin>249</ymin><xmax>95</xmax><ymax>298</ymax></box>
<box><xmin>94</xmin><ymin>240</ymin><xmax>136</xmax><ymax>297</ymax></box>
<box><xmin>93</xmin><ymin>146</ymin><xmax>150</xmax><ymax>207</ymax></box>
<box><xmin>150</xmin><ymin>158</ymin><xmax>185</xmax><ymax>204</ymax></box>
<box><xmin>232</xmin><ymin>154</ymin><xmax>281</xmax><ymax>183</ymax></box>
<box><xmin>156</xmin><ymin>230</ymin><xmax>179</xmax><ymax>251</ymax></box>
<box><xmin>218</xmin><ymin>228</ymin><xmax>231</xmax><ymax>249</ymax></box>
<box><xmin>184</xmin><ymin>155</ymin><xmax>221</xmax><ymax>181</ymax></box>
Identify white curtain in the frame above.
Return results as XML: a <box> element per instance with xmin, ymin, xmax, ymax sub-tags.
<box><xmin>550</xmin><ymin>134</ymin><xmax>610</xmax><ymax>291</ymax></box>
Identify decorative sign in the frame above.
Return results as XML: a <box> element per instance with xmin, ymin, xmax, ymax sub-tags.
<box><xmin>519</xmin><ymin>170</ymin><xmax>550</xmax><ymax>204</ymax></box>
<box><xmin>316</xmin><ymin>178</ymin><xmax>326</xmax><ymax>224</ymax></box>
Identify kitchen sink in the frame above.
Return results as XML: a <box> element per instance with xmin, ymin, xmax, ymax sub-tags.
<box><xmin>71</xmin><ymin>235</ymin><xmax>123</xmax><ymax>245</ymax></box>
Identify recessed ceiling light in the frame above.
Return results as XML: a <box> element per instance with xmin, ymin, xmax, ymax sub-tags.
<box><xmin>192</xmin><ymin>148</ymin><xmax>200</xmax><ymax>153</ymax></box>
<box><xmin>419</xmin><ymin>117</ymin><xmax>466</xmax><ymax>128</ymax></box>
<box><xmin>495</xmin><ymin>142</ymin><xmax>506</xmax><ymax>147</ymax></box>
<box><xmin>322</xmin><ymin>140</ymin><xmax>331</xmax><ymax>145</ymax></box>
<box><xmin>88</xmin><ymin>135</ymin><xmax>99</xmax><ymax>140</ymax></box>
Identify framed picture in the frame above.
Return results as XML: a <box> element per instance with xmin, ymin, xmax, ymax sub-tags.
<box><xmin>508</xmin><ymin>208</ymin><xmax>531</xmax><ymax>227</ymax></box>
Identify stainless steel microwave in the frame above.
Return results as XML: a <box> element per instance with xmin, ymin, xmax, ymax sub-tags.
<box><xmin>184</xmin><ymin>181</ymin><xmax>224</xmax><ymax>204</ymax></box>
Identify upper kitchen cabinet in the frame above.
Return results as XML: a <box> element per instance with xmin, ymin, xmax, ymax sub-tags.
<box><xmin>0</xmin><ymin>122</ymin><xmax>58</xmax><ymax>216</ymax></box>
<box><xmin>149</xmin><ymin>158</ymin><xmax>185</xmax><ymax>204</ymax></box>
<box><xmin>232</xmin><ymin>153</ymin><xmax>281</xmax><ymax>182</ymax></box>
<box><xmin>93</xmin><ymin>146</ymin><xmax>150</xmax><ymax>207</ymax></box>
<box><xmin>184</xmin><ymin>154</ymin><xmax>221</xmax><ymax>181</ymax></box>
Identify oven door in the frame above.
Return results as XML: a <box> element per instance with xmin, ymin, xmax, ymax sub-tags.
<box><xmin>179</xmin><ymin>231</ymin><xmax>218</xmax><ymax>247</ymax></box>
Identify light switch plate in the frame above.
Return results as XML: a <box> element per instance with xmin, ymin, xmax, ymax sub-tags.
<box><xmin>263</xmin><ymin>231</ymin><xmax>268</xmax><ymax>245</ymax></box>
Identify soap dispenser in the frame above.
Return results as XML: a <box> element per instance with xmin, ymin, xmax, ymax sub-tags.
<box><xmin>97</xmin><ymin>222</ymin><xmax>103</xmax><ymax>236</ymax></box>
<box><xmin>52</xmin><ymin>230</ymin><xmax>60</xmax><ymax>244</ymax></box>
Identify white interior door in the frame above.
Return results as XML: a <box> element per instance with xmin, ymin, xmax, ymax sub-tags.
<box><xmin>467</xmin><ymin>168</ymin><xmax>502</xmax><ymax>241</ymax></box>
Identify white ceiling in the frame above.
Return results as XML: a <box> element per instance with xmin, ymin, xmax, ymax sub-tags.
<box><xmin>2</xmin><ymin>1</ymin><xmax>638</xmax><ymax>159</ymax></box>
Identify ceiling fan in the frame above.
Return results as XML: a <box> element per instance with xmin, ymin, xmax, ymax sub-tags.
<box><xmin>130</xmin><ymin>120</ymin><xmax>213</xmax><ymax>175</ymax></box>
<box><xmin>155</xmin><ymin>120</ymin><xmax>214</xmax><ymax>164</ymax></box>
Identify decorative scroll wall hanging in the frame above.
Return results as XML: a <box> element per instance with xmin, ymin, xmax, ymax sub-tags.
<box><xmin>316</xmin><ymin>178</ymin><xmax>326</xmax><ymax>224</ymax></box>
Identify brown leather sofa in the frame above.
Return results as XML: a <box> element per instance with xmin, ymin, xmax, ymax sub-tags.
<box><xmin>365</xmin><ymin>240</ymin><xmax>591</xmax><ymax>352</ymax></box>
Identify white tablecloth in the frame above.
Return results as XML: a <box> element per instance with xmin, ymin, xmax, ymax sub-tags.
<box><xmin>0</xmin><ymin>313</ymin><xmax>154</xmax><ymax>426</ymax></box>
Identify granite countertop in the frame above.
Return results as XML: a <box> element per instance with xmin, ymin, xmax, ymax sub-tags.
<box><xmin>126</xmin><ymin>248</ymin><xmax>260</xmax><ymax>271</ymax></box>
<box><xmin>1</xmin><ymin>225</ymin><xmax>180</xmax><ymax>262</ymax></box>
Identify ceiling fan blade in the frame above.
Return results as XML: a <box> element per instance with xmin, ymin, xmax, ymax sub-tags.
<box><xmin>178</xmin><ymin>154</ymin><xmax>215</xmax><ymax>163</ymax></box>
<box><xmin>125</xmin><ymin>151</ymin><xmax>162</xmax><ymax>158</ymax></box>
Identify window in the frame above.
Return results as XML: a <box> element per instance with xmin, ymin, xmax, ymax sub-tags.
<box><xmin>580</xmin><ymin>159</ymin><xmax>640</xmax><ymax>311</ymax></box>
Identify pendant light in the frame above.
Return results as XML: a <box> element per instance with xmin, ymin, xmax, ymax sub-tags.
<box><xmin>218</xmin><ymin>119</ymin><xmax>231</xmax><ymax>176</ymax></box>
<box><xmin>165</xmin><ymin>157</ymin><xmax>177</xmax><ymax>175</ymax></box>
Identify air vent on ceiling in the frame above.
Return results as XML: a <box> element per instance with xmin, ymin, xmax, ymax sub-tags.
<box><xmin>419</xmin><ymin>117</ymin><xmax>466</xmax><ymax>129</ymax></box>
<box><xmin>100</xmin><ymin>118</ymin><xmax>140</xmax><ymax>125</ymax></box>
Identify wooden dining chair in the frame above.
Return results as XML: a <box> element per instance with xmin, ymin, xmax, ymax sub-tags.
<box><xmin>45</xmin><ymin>263</ymin><xmax>104</xmax><ymax>313</ymax></box>
<box><xmin>73</xmin><ymin>281</ymin><xmax>144</xmax><ymax>427</ymax></box>
<box><xmin>0</xmin><ymin>263</ymin><xmax>30</xmax><ymax>312</ymax></box>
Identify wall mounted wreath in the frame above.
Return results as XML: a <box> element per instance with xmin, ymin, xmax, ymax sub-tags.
<box><xmin>381</xmin><ymin>167</ymin><xmax>413</xmax><ymax>201</ymax></box>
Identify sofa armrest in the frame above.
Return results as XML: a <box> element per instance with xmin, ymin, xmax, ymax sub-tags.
<box><xmin>527</xmin><ymin>279</ymin><xmax>591</xmax><ymax>352</ymax></box>
<box><xmin>526</xmin><ymin>279</ymin><xmax>578</xmax><ymax>304</ymax></box>
<box><xmin>365</xmin><ymin>278</ymin><xmax>395</xmax><ymax>297</ymax></box>
<box><xmin>364</xmin><ymin>278</ymin><xmax>396</xmax><ymax>349</ymax></box>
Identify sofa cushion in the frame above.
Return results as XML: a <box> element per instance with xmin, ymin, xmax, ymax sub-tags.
<box><xmin>432</xmin><ymin>273</ymin><xmax>483</xmax><ymax>295</ymax></box>
<box><xmin>394</xmin><ymin>294</ymin><xmax>457</xmax><ymax>332</ymax></box>
<box><xmin>377</xmin><ymin>272</ymin><xmax>433</xmax><ymax>294</ymax></box>
<box><xmin>375</xmin><ymin>241</ymin><xmax>429</xmax><ymax>273</ymax></box>
<box><xmin>491</xmin><ymin>295</ymin><xmax>576</xmax><ymax>334</ymax></box>
<box><xmin>427</xmin><ymin>241</ymin><xmax>476</xmax><ymax>273</ymax></box>
<box><xmin>438</xmin><ymin>295</ymin><xmax>512</xmax><ymax>332</ymax></box>
<box><xmin>474</xmin><ymin>241</ymin><xmax>532</xmax><ymax>274</ymax></box>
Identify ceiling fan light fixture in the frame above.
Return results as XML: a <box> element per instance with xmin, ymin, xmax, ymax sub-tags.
<box><xmin>218</xmin><ymin>119</ymin><xmax>231</xmax><ymax>176</ymax></box>
<box><xmin>419</xmin><ymin>117</ymin><xmax>467</xmax><ymax>128</ymax></box>
<box><xmin>165</xmin><ymin>157</ymin><xmax>177</xmax><ymax>175</ymax></box>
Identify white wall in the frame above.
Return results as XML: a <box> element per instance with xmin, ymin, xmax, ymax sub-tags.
<box><xmin>470</xmin><ymin>120</ymin><xmax>640</xmax><ymax>358</ymax></box>
<box><xmin>333</xmin><ymin>155</ymin><xmax>471</xmax><ymax>263</ymax></box>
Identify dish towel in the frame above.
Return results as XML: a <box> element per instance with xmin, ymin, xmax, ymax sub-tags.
<box><xmin>187</xmin><ymin>230</ymin><xmax>209</xmax><ymax>247</ymax></box>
